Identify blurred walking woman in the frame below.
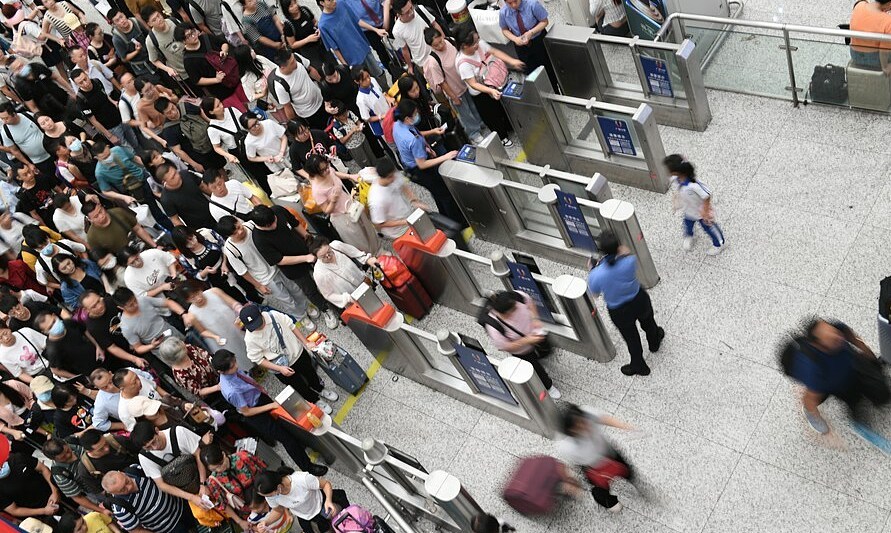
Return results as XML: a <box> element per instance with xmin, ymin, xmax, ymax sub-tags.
<box><xmin>255</xmin><ymin>466</ymin><xmax>344</xmax><ymax>533</ymax></box>
<box><xmin>586</xmin><ymin>231</ymin><xmax>663</xmax><ymax>377</ymax></box>
<box><xmin>664</xmin><ymin>155</ymin><xmax>725</xmax><ymax>255</ymax></box>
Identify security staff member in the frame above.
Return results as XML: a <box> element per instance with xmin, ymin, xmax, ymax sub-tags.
<box><xmin>499</xmin><ymin>0</ymin><xmax>558</xmax><ymax>88</ymax></box>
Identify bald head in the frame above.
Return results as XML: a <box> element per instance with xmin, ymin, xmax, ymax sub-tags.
<box><xmin>102</xmin><ymin>471</ymin><xmax>133</xmax><ymax>495</ymax></box>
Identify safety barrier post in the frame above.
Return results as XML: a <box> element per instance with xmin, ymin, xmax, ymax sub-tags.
<box><xmin>424</xmin><ymin>471</ymin><xmax>486</xmax><ymax>532</ymax></box>
<box><xmin>551</xmin><ymin>275</ymin><xmax>616</xmax><ymax>362</ymax></box>
<box><xmin>498</xmin><ymin>357</ymin><xmax>559</xmax><ymax>438</ymax></box>
<box><xmin>599</xmin><ymin>199</ymin><xmax>660</xmax><ymax>288</ymax></box>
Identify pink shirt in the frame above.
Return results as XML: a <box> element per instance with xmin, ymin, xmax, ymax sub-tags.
<box><xmin>0</xmin><ymin>379</ymin><xmax>34</xmax><ymax>427</ymax></box>
<box><xmin>423</xmin><ymin>40</ymin><xmax>467</xmax><ymax>98</ymax></box>
<box><xmin>311</xmin><ymin>176</ymin><xmax>351</xmax><ymax>215</ymax></box>
<box><xmin>484</xmin><ymin>293</ymin><xmax>537</xmax><ymax>355</ymax></box>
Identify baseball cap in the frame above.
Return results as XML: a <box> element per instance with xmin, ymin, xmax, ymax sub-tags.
<box><xmin>239</xmin><ymin>304</ymin><xmax>264</xmax><ymax>332</ymax></box>
<box><xmin>29</xmin><ymin>376</ymin><xmax>55</xmax><ymax>409</ymax></box>
<box><xmin>128</xmin><ymin>396</ymin><xmax>162</xmax><ymax>418</ymax></box>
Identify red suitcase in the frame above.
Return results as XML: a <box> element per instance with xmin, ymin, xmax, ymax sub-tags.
<box><xmin>378</xmin><ymin>255</ymin><xmax>433</xmax><ymax>319</ymax></box>
<box><xmin>502</xmin><ymin>455</ymin><xmax>563</xmax><ymax>515</ymax></box>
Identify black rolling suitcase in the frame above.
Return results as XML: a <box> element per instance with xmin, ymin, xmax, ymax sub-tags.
<box><xmin>427</xmin><ymin>212</ymin><xmax>469</xmax><ymax>251</ymax></box>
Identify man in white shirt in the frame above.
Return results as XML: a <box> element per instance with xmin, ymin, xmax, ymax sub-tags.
<box><xmin>367</xmin><ymin>158</ymin><xmax>427</xmax><ymax>238</ymax></box>
<box><xmin>239</xmin><ymin>303</ymin><xmax>338</xmax><ymax>413</ymax></box>
<box><xmin>130</xmin><ymin>420</ymin><xmax>211</xmax><ymax>507</ymax></box>
<box><xmin>0</xmin><ymin>210</ymin><xmax>36</xmax><ymax>257</ymax></box>
<box><xmin>114</xmin><ymin>367</ymin><xmax>165</xmax><ymax>431</ymax></box>
<box><xmin>203</xmin><ymin>172</ymin><xmax>262</xmax><ymax>221</ymax></box>
<box><xmin>218</xmin><ymin>216</ymin><xmax>313</xmax><ymax>323</ymax></box>
<box><xmin>269</xmin><ymin>49</ymin><xmax>327</xmax><ymax>129</ymax></box>
<box><xmin>122</xmin><ymin>247</ymin><xmax>178</xmax><ymax>297</ymax></box>
<box><xmin>392</xmin><ymin>0</ymin><xmax>442</xmax><ymax>84</ymax></box>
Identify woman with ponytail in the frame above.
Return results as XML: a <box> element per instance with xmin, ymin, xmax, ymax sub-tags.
<box><xmin>586</xmin><ymin>231</ymin><xmax>664</xmax><ymax>376</ymax></box>
<box><xmin>664</xmin><ymin>154</ymin><xmax>725</xmax><ymax>255</ymax></box>
<box><xmin>255</xmin><ymin>466</ymin><xmax>345</xmax><ymax>532</ymax></box>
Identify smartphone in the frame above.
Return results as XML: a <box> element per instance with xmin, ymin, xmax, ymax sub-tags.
<box><xmin>162</xmin><ymin>329</ymin><xmax>173</xmax><ymax>337</ymax></box>
<box><xmin>217</xmin><ymin>337</ymin><xmax>227</xmax><ymax>346</ymax></box>
<box><xmin>439</xmin><ymin>122</ymin><xmax>449</xmax><ymax>133</ymax></box>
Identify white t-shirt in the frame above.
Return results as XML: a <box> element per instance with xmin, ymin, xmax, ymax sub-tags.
<box><xmin>355</xmin><ymin>79</ymin><xmax>390</xmax><ymax>125</ymax></box>
<box><xmin>271</xmin><ymin>58</ymin><xmax>323</xmax><ymax>117</ymax></box>
<box><xmin>224</xmin><ymin>228</ymin><xmax>278</xmax><ymax>285</ymax></box>
<box><xmin>34</xmin><ymin>240</ymin><xmax>86</xmax><ymax>285</ymax></box>
<box><xmin>0</xmin><ymin>328</ymin><xmax>48</xmax><ymax>378</ymax></box>
<box><xmin>392</xmin><ymin>6</ymin><xmax>434</xmax><ymax>66</ymax></box>
<box><xmin>367</xmin><ymin>174</ymin><xmax>413</xmax><ymax>238</ymax></box>
<box><xmin>456</xmin><ymin>40</ymin><xmax>493</xmax><ymax>96</ymax></box>
<box><xmin>264</xmin><ymin>472</ymin><xmax>323</xmax><ymax>520</ymax></box>
<box><xmin>0</xmin><ymin>212</ymin><xmax>36</xmax><ymax>256</ymax></box>
<box><xmin>124</xmin><ymin>249</ymin><xmax>176</xmax><ymax>297</ymax></box>
<box><xmin>52</xmin><ymin>197</ymin><xmax>87</xmax><ymax>242</ymax></box>
<box><xmin>207</xmin><ymin>108</ymin><xmax>244</xmax><ymax>151</ymax></box>
<box><xmin>555</xmin><ymin>406</ymin><xmax>609</xmax><ymax>466</ymax></box>
<box><xmin>245</xmin><ymin>120</ymin><xmax>288</xmax><ymax>173</ymax></box>
<box><xmin>117</xmin><ymin>372</ymin><xmax>163</xmax><ymax>431</ymax></box>
<box><xmin>137</xmin><ymin>426</ymin><xmax>203</xmax><ymax>479</ymax></box>
<box><xmin>209</xmin><ymin>179</ymin><xmax>255</xmax><ymax>221</ymax></box>
<box><xmin>670</xmin><ymin>177</ymin><xmax>711</xmax><ymax>220</ymax></box>
<box><xmin>118</xmin><ymin>91</ymin><xmax>141</xmax><ymax>123</ymax></box>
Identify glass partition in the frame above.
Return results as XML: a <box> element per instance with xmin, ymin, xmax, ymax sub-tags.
<box><xmin>600</xmin><ymin>41</ymin><xmax>642</xmax><ymax>88</ymax></box>
<box><xmin>455</xmin><ymin>255</ymin><xmax>504</xmax><ymax>295</ymax></box>
<box><xmin>503</xmin><ymin>183</ymin><xmax>563</xmax><ymax>239</ymax></box>
<box><xmin>548</xmin><ymin>99</ymin><xmax>601</xmax><ymax>151</ymax></box>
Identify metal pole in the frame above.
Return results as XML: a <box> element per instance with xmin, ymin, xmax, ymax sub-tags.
<box><xmin>436</xmin><ymin>330</ymin><xmax>481</xmax><ymax>394</ymax></box>
<box><xmin>498</xmin><ymin>356</ymin><xmax>558</xmax><ymax>437</ymax></box>
<box><xmin>782</xmin><ymin>28</ymin><xmax>800</xmax><ymax>107</ymax></box>
<box><xmin>360</xmin><ymin>476</ymin><xmax>421</xmax><ymax>533</ymax></box>
<box><xmin>551</xmin><ymin>275</ymin><xmax>616</xmax><ymax>362</ymax></box>
<box><xmin>599</xmin><ymin>199</ymin><xmax>660</xmax><ymax>288</ymax></box>
<box><xmin>362</xmin><ymin>438</ymin><xmax>421</xmax><ymax>497</ymax></box>
<box><xmin>489</xmin><ymin>251</ymin><xmax>515</xmax><ymax>293</ymax></box>
<box><xmin>307</xmin><ymin>414</ymin><xmax>367</xmax><ymax>475</ymax></box>
<box><xmin>424</xmin><ymin>471</ymin><xmax>485</xmax><ymax>532</ymax></box>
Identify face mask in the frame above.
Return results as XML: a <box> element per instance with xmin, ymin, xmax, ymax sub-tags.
<box><xmin>38</xmin><ymin>391</ymin><xmax>52</xmax><ymax>403</ymax></box>
<box><xmin>48</xmin><ymin>318</ymin><xmax>66</xmax><ymax>337</ymax></box>
<box><xmin>411</xmin><ymin>114</ymin><xmax>421</xmax><ymax>126</ymax></box>
<box><xmin>40</xmin><ymin>244</ymin><xmax>54</xmax><ymax>256</ymax></box>
<box><xmin>69</xmin><ymin>139</ymin><xmax>83</xmax><ymax>152</ymax></box>
<box><xmin>0</xmin><ymin>462</ymin><xmax>8</xmax><ymax>478</ymax></box>
<box><xmin>101</xmin><ymin>256</ymin><xmax>117</xmax><ymax>270</ymax></box>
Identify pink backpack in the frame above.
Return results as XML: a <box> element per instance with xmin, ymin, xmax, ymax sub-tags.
<box><xmin>457</xmin><ymin>51</ymin><xmax>509</xmax><ymax>90</ymax></box>
<box><xmin>332</xmin><ymin>505</ymin><xmax>375</xmax><ymax>533</ymax></box>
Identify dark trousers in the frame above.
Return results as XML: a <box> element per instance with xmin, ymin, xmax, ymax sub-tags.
<box><xmin>274</xmin><ymin>354</ymin><xmax>324</xmax><ymax>403</ymax></box>
<box><xmin>607</xmin><ymin>289</ymin><xmax>660</xmax><ymax>370</ymax></box>
<box><xmin>289</xmin><ymin>271</ymin><xmax>330</xmax><ymax>312</ymax></box>
<box><xmin>168</xmin><ymin>509</ymin><xmax>197</xmax><ymax>533</ymax></box>
<box><xmin>243</xmin><ymin>394</ymin><xmax>317</xmax><ymax>470</ymax></box>
<box><xmin>583</xmin><ymin>447</ymin><xmax>635</xmax><ymax>509</ymax></box>
<box><xmin>516</xmin><ymin>31</ymin><xmax>558</xmax><ymax>90</ymax></box>
<box><xmin>405</xmin><ymin>165</ymin><xmax>468</xmax><ymax>227</ymax></box>
<box><xmin>304</xmin><ymin>105</ymin><xmax>331</xmax><ymax>131</ymax></box>
<box><xmin>599</xmin><ymin>20</ymin><xmax>630</xmax><ymax>37</ymax></box>
<box><xmin>514</xmin><ymin>350</ymin><xmax>552</xmax><ymax>390</ymax></box>
<box><xmin>470</xmin><ymin>92</ymin><xmax>512</xmax><ymax>139</ymax></box>
<box><xmin>364</xmin><ymin>29</ymin><xmax>393</xmax><ymax>75</ymax></box>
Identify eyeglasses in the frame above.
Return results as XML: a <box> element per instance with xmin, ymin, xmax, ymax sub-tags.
<box><xmin>248</xmin><ymin>121</ymin><xmax>261</xmax><ymax>130</ymax></box>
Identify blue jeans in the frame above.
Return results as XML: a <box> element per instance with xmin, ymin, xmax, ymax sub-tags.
<box><xmin>451</xmin><ymin>93</ymin><xmax>483</xmax><ymax>139</ymax></box>
<box><xmin>684</xmin><ymin>217</ymin><xmax>724</xmax><ymax>247</ymax></box>
<box><xmin>362</xmin><ymin>51</ymin><xmax>388</xmax><ymax>89</ymax></box>
<box><xmin>850</xmin><ymin>49</ymin><xmax>881</xmax><ymax>70</ymax></box>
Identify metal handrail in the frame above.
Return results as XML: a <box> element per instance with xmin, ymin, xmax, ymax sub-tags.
<box><xmin>655</xmin><ymin>11</ymin><xmax>891</xmax><ymax>43</ymax></box>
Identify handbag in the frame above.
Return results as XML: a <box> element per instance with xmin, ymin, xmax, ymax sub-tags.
<box><xmin>140</xmin><ymin>426</ymin><xmax>201</xmax><ymax>493</ymax></box>
<box><xmin>352</xmin><ymin>175</ymin><xmax>371</xmax><ymax>206</ymax></box>
<box><xmin>299</xmin><ymin>182</ymin><xmax>323</xmax><ymax>214</ymax></box>
<box><xmin>12</xmin><ymin>23</ymin><xmax>43</xmax><ymax>59</ymax></box>
<box><xmin>457</xmin><ymin>51</ymin><xmax>509</xmax><ymax>90</ymax></box>
<box><xmin>203</xmin><ymin>37</ymin><xmax>241</xmax><ymax>88</ymax></box>
<box><xmin>583</xmin><ymin>457</ymin><xmax>629</xmax><ymax>489</ymax></box>
<box><xmin>208</xmin><ymin>475</ymin><xmax>245</xmax><ymax>510</ymax></box>
<box><xmin>268</xmin><ymin>168</ymin><xmax>300</xmax><ymax>198</ymax></box>
<box><xmin>112</xmin><ymin>156</ymin><xmax>147</xmax><ymax>203</ymax></box>
<box><xmin>346</xmin><ymin>200</ymin><xmax>364</xmax><ymax>223</ymax></box>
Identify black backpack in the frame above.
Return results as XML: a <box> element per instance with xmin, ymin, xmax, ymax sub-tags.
<box><xmin>809</xmin><ymin>64</ymin><xmax>847</xmax><ymax>105</ymax></box>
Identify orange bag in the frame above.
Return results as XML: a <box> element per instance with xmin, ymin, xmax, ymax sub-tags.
<box><xmin>377</xmin><ymin>255</ymin><xmax>412</xmax><ymax>288</ymax></box>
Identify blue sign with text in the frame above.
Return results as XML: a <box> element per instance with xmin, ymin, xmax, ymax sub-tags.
<box><xmin>597</xmin><ymin>116</ymin><xmax>637</xmax><ymax>156</ymax></box>
<box><xmin>453</xmin><ymin>343</ymin><xmax>517</xmax><ymax>405</ymax></box>
<box><xmin>554</xmin><ymin>190</ymin><xmax>598</xmax><ymax>253</ymax></box>
<box><xmin>507</xmin><ymin>262</ymin><xmax>555</xmax><ymax>323</ymax></box>
<box><xmin>640</xmin><ymin>55</ymin><xmax>674</xmax><ymax>97</ymax></box>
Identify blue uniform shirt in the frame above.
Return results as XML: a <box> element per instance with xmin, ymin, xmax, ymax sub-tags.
<box><xmin>586</xmin><ymin>254</ymin><xmax>641</xmax><ymax>309</ymax></box>
<box><xmin>790</xmin><ymin>325</ymin><xmax>857</xmax><ymax>395</ymax></box>
<box><xmin>219</xmin><ymin>371</ymin><xmax>262</xmax><ymax>410</ymax></box>
<box><xmin>319</xmin><ymin>5</ymin><xmax>371</xmax><ymax>65</ymax></box>
<box><xmin>498</xmin><ymin>0</ymin><xmax>549</xmax><ymax>37</ymax></box>
<box><xmin>393</xmin><ymin>120</ymin><xmax>427</xmax><ymax>170</ymax></box>
<box><xmin>343</xmin><ymin>0</ymin><xmax>385</xmax><ymax>28</ymax></box>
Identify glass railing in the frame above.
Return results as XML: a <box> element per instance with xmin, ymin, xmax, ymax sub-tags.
<box><xmin>657</xmin><ymin>12</ymin><xmax>891</xmax><ymax>113</ymax></box>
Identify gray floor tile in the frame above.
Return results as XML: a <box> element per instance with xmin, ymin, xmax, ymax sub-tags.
<box><xmin>702</xmin><ymin>455</ymin><xmax>888</xmax><ymax>533</ymax></box>
<box><xmin>827</xmin><ymin>224</ymin><xmax>891</xmax><ymax>308</ymax></box>
<box><xmin>664</xmin><ymin>263</ymin><xmax>822</xmax><ymax>369</ymax></box>
<box><xmin>744</xmin><ymin>381</ymin><xmax>891</xmax><ymax>509</ymax></box>
<box><xmin>546</xmin><ymin>349</ymin><xmax>635</xmax><ymax>405</ymax></box>
<box><xmin>865</xmin><ymin>182</ymin><xmax>891</xmax><ymax>232</ymax></box>
<box><xmin>470</xmin><ymin>411</ymin><xmax>558</xmax><ymax>458</ymax></box>
<box><xmin>548</xmin><ymin>496</ymin><xmax>681</xmax><ymax>533</ymax></box>
<box><xmin>620</xmin><ymin>336</ymin><xmax>782</xmax><ymax>451</ymax></box>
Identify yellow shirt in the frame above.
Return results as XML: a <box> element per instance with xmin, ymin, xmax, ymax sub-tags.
<box><xmin>20</xmin><ymin>226</ymin><xmax>62</xmax><ymax>271</ymax></box>
<box><xmin>84</xmin><ymin>512</ymin><xmax>114</xmax><ymax>533</ymax></box>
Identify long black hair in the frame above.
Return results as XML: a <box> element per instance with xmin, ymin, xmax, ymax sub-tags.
<box><xmin>233</xmin><ymin>45</ymin><xmax>265</xmax><ymax>79</ymax></box>
<box><xmin>663</xmin><ymin>154</ymin><xmax>696</xmax><ymax>182</ymax></box>
<box><xmin>171</xmin><ymin>226</ymin><xmax>206</xmax><ymax>258</ymax></box>
<box><xmin>255</xmin><ymin>466</ymin><xmax>295</xmax><ymax>495</ymax></box>
<box><xmin>0</xmin><ymin>381</ymin><xmax>28</xmax><ymax>408</ymax></box>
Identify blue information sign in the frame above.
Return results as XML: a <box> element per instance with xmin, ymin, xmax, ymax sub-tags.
<box><xmin>501</xmin><ymin>81</ymin><xmax>524</xmax><ymax>99</ymax></box>
<box><xmin>596</xmin><ymin>116</ymin><xmax>637</xmax><ymax>156</ymax></box>
<box><xmin>640</xmin><ymin>55</ymin><xmax>673</xmax><ymax>97</ymax></box>
<box><xmin>554</xmin><ymin>190</ymin><xmax>598</xmax><ymax>252</ymax></box>
<box><xmin>507</xmin><ymin>262</ymin><xmax>555</xmax><ymax>323</ymax></box>
<box><xmin>453</xmin><ymin>343</ymin><xmax>517</xmax><ymax>405</ymax></box>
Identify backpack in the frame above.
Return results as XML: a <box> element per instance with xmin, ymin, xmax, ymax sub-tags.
<box><xmin>332</xmin><ymin>505</ymin><xmax>375</xmax><ymax>533</ymax></box>
<box><xmin>198</xmin><ymin>35</ymin><xmax>240</xmax><ymax>88</ymax></box>
<box><xmin>381</xmin><ymin>106</ymin><xmax>397</xmax><ymax>144</ymax></box>
<box><xmin>179</xmin><ymin>102</ymin><xmax>214</xmax><ymax>154</ymax></box>
<box><xmin>139</xmin><ymin>426</ymin><xmax>201</xmax><ymax>493</ymax></box>
<box><xmin>207</xmin><ymin>107</ymin><xmax>248</xmax><ymax>160</ymax></box>
<box><xmin>266</xmin><ymin>71</ymin><xmax>291</xmax><ymax>108</ymax></box>
<box><xmin>457</xmin><ymin>51</ymin><xmax>509</xmax><ymax>90</ymax></box>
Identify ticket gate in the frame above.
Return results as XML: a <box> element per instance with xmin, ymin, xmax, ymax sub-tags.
<box><xmin>499</xmin><ymin>67</ymin><xmax>670</xmax><ymax>193</ymax></box>
<box><xmin>341</xmin><ymin>283</ymin><xmax>561</xmax><ymax>438</ymax></box>
<box><xmin>275</xmin><ymin>389</ymin><xmax>487</xmax><ymax>532</ymax></box>
<box><xmin>440</xmin><ymin>153</ymin><xmax>659</xmax><ymax>287</ymax></box>
<box><xmin>391</xmin><ymin>210</ymin><xmax>616</xmax><ymax>362</ymax></box>
<box><xmin>545</xmin><ymin>24</ymin><xmax>711</xmax><ymax>131</ymax></box>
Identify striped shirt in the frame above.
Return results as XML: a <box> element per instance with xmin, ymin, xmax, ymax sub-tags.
<box><xmin>590</xmin><ymin>0</ymin><xmax>626</xmax><ymax>26</ymax></box>
<box><xmin>50</xmin><ymin>445</ymin><xmax>87</xmax><ymax>498</ymax></box>
<box><xmin>112</xmin><ymin>473</ymin><xmax>187</xmax><ymax>533</ymax></box>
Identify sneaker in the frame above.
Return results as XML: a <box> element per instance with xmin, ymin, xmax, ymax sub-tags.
<box><xmin>501</xmin><ymin>137</ymin><xmax>513</xmax><ymax>147</ymax></box>
<box><xmin>323</xmin><ymin>309</ymin><xmax>339</xmax><ymax>329</ymax></box>
<box><xmin>470</xmin><ymin>133</ymin><xmax>485</xmax><ymax>144</ymax></box>
<box><xmin>547</xmin><ymin>386</ymin><xmax>562</xmax><ymax>400</ymax></box>
<box><xmin>803</xmin><ymin>408</ymin><xmax>829</xmax><ymax>435</ymax></box>
<box><xmin>706</xmin><ymin>245</ymin><xmax>724</xmax><ymax>256</ymax></box>
<box><xmin>850</xmin><ymin>421</ymin><xmax>891</xmax><ymax>454</ymax></box>
<box><xmin>607</xmin><ymin>502</ymin><xmax>623</xmax><ymax>513</ymax></box>
<box><xmin>648</xmin><ymin>327</ymin><xmax>665</xmax><ymax>352</ymax></box>
<box><xmin>307</xmin><ymin>306</ymin><xmax>320</xmax><ymax>319</ymax></box>
<box><xmin>319</xmin><ymin>388</ymin><xmax>339</xmax><ymax>402</ymax></box>
<box><xmin>300</xmin><ymin>317</ymin><xmax>317</xmax><ymax>332</ymax></box>
<box><xmin>682</xmin><ymin>237</ymin><xmax>693</xmax><ymax>251</ymax></box>
<box><xmin>621</xmin><ymin>364</ymin><xmax>651</xmax><ymax>376</ymax></box>
<box><xmin>316</xmin><ymin>400</ymin><xmax>333</xmax><ymax>414</ymax></box>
